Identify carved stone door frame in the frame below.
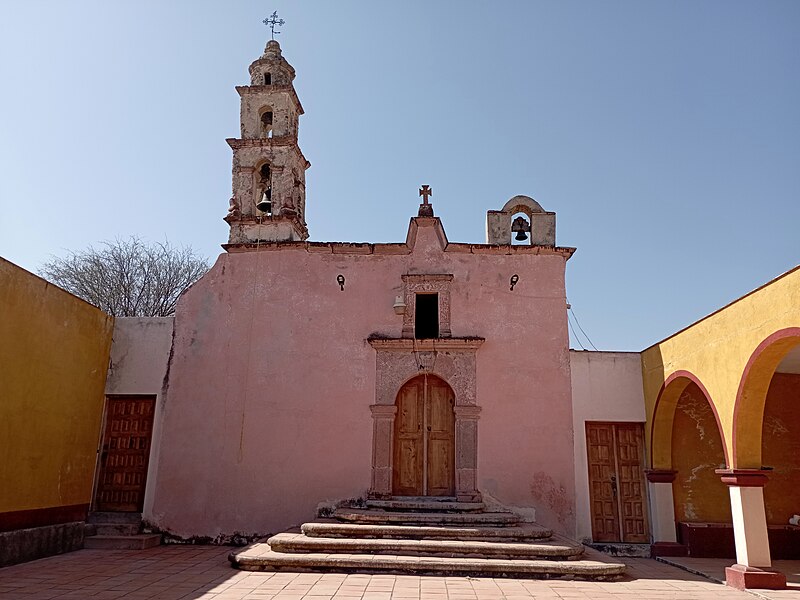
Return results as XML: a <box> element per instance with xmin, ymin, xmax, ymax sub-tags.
<box><xmin>367</xmin><ymin>337</ymin><xmax>483</xmax><ymax>502</ymax></box>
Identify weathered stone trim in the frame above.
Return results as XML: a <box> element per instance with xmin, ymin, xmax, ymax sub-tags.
<box><xmin>223</xmin><ymin>240</ymin><xmax>575</xmax><ymax>257</ymax></box>
<box><xmin>401</xmin><ymin>275</ymin><xmax>453</xmax><ymax>338</ymax></box>
<box><xmin>368</xmin><ymin>339</ymin><xmax>483</xmax><ymax>500</ymax></box>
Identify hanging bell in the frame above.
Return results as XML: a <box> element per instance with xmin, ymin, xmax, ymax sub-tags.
<box><xmin>511</xmin><ymin>215</ymin><xmax>530</xmax><ymax>241</ymax></box>
<box><xmin>255</xmin><ymin>189</ymin><xmax>272</xmax><ymax>214</ymax></box>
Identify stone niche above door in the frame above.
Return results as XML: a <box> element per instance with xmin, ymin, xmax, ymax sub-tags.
<box><xmin>367</xmin><ymin>338</ymin><xmax>483</xmax><ymax>502</ymax></box>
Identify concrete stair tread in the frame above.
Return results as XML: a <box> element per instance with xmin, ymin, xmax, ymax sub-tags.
<box><xmin>86</xmin><ymin>512</ymin><xmax>142</xmax><ymax>525</ymax></box>
<box><xmin>303</xmin><ymin>520</ymin><xmax>552</xmax><ymax>541</ymax></box>
<box><xmin>83</xmin><ymin>534</ymin><xmax>161</xmax><ymax>550</ymax></box>
<box><xmin>229</xmin><ymin>546</ymin><xmax>625</xmax><ymax>579</ymax></box>
<box><xmin>268</xmin><ymin>532</ymin><xmax>583</xmax><ymax>559</ymax></box>
<box><xmin>365</xmin><ymin>499</ymin><xmax>485</xmax><ymax>512</ymax></box>
<box><xmin>334</xmin><ymin>508</ymin><xmax>519</xmax><ymax>526</ymax></box>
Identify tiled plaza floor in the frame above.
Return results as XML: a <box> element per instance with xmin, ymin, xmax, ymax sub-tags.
<box><xmin>0</xmin><ymin>545</ymin><xmax>798</xmax><ymax>600</ymax></box>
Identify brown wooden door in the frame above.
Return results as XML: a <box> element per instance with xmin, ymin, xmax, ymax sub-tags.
<box><xmin>95</xmin><ymin>396</ymin><xmax>156</xmax><ymax>512</ymax></box>
<box><xmin>426</xmin><ymin>378</ymin><xmax>455</xmax><ymax>496</ymax></box>
<box><xmin>586</xmin><ymin>422</ymin><xmax>649</xmax><ymax>543</ymax></box>
<box><xmin>393</xmin><ymin>376</ymin><xmax>454</xmax><ymax>497</ymax></box>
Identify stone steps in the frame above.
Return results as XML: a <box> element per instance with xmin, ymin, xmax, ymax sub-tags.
<box><xmin>229</xmin><ymin>548</ymin><xmax>625</xmax><ymax>579</ymax></box>
<box><xmin>83</xmin><ymin>512</ymin><xmax>161</xmax><ymax>551</ymax></box>
<box><xmin>302</xmin><ymin>520</ymin><xmax>553</xmax><ymax>542</ymax></box>
<box><xmin>230</xmin><ymin>500</ymin><xmax>625</xmax><ymax>580</ymax></box>
<box><xmin>268</xmin><ymin>532</ymin><xmax>584</xmax><ymax>560</ymax></box>
<box><xmin>333</xmin><ymin>508</ymin><xmax>519</xmax><ymax>526</ymax></box>
<box><xmin>365</xmin><ymin>498</ymin><xmax>485</xmax><ymax>512</ymax></box>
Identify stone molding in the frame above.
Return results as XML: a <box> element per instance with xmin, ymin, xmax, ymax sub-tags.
<box><xmin>645</xmin><ymin>469</ymin><xmax>678</xmax><ymax>484</ymax></box>
<box><xmin>235</xmin><ymin>84</ymin><xmax>304</xmax><ymax>115</ymax></box>
<box><xmin>400</xmin><ymin>274</ymin><xmax>453</xmax><ymax>338</ymax></box>
<box><xmin>223</xmin><ymin>240</ymin><xmax>575</xmax><ymax>257</ymax></box>
<box><xmin>715</xmin><ymin>469</ymin><xmax>771</xmax><ymax>488</ymax></box>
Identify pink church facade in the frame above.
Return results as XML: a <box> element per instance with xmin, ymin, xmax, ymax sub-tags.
<box><xmin>150</xmin><ymin>214</ymin><xmax>577</xmax><ymax>540</ymax></box>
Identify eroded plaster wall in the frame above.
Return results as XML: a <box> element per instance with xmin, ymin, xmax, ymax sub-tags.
<box><xmin>0</xmin><ymin>258</ymin><xmax>113</xmax><ymax>528</ymax></box>
<box><xmin>150</xmin><ymin>218</ymin><xmax>577</xmax><ymax>540</ymax></box>
<box><xmin>762</xmin><ymin>373</ymin><xmax>800</xmax><ymax>525</ymax></box>
<box><xmin>671</xmin><ymin>383</ymin><xmax>731</xmax><ymax>524</ymax></box>
<box><xmin>104</xmin><ymin>317</ymin><xmax>174</xmax><ymax>520</ymax></box>
<box><xmin>569</xmin><ymin>350</ymin><xmax>646</xmax><ymax>542</ymax></box>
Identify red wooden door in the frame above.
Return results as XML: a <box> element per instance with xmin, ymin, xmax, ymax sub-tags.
<box><xmin>586</xmin><ymin>422</ymin><xmax>649</xmax><ymax>543</ymax></box>
<box><xmin>393</xmin><ymin>376</ymin><xmax>455</xmax><ymax>496</ymax></box>
<box><xmin>95</xmin><ymin>396</ymin><xmax>156</xmax><ymax>512</ymax></box>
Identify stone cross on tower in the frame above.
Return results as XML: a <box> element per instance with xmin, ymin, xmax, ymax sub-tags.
<box><xmin>418</xmin><ymin>185</ymin><xmax>434</xmax><ymax>217</ymax></box>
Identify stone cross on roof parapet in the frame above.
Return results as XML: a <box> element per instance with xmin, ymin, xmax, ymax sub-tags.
<box><xmin>418</xmin><ymin>185</ymin><xmax>434</xmax><ymax>217</ymax></box>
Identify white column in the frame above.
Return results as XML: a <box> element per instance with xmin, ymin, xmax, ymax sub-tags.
<box><xmin>729</xmin><ymin>485</ymin><xmax>772</xmax><ymax>568</ymax></box>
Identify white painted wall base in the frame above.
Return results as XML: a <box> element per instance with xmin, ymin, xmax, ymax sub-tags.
<box><xmin>648</xmin><ymin>481</ymin><xmax>677</xmax><ymax>542</ymax></box>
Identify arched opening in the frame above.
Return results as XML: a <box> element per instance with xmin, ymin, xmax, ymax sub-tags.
<box><xmin>510</xmin><ymin>212</ymin><xmax>531</xmax><ymax>245</ymax></box>
<box><xmin>393</xmin><ymin>374</ymin><xmax>454</xmax><ymax>497</ymax></box>
<box><xmin>255</xmin><ymin>163</ymin><xmax>272</xmax><ymax>215</ymax></box>
<box><xmin>671</xmin><ymin>381</ymin><xmax>733</xmax><ymax>556</ymax></box>
<box><xmin>734</xmin><ymin>329</ymin><xmax>800</xmax><ymax>559</ymax></box>
<box><xmin>650</xmin><ymin>373</ymin><xmax>732</xmax><ymax>556</ymax></box>
<box><xmin>264</xmin><ymin>72</ymin><xmax>271</xmax><ymax>85</ymax></box>
<box><xmin>259</xmin><ymin>107</ymin><xmax>274</xmax><ymax>139</ymax></box>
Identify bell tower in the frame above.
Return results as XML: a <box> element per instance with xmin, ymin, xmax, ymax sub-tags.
<box><xmin>225</xmin><ymin>39</ymin><xmax>310</xmax><ymax>244</ymax></box>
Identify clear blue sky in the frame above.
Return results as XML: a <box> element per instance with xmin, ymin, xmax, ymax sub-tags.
<box><xmin>1</xmin><ymin>1</ymin><xmax>798</xmax><ymax>351</ymax></box>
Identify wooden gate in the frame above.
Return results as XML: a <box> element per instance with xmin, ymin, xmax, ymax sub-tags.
<box><xmin>393</xmin><ymin>375</ymin><xmax>455</xmax><ymax>496</ymax></box>
<box><xmin>586</xmin><ymin>422</ymin><xmax>649</xmax><ymax>543</ymax></box>
<box><xmin>94</xmin><ymin>396</ymin><xmax>156</xmax><ymax>512</ymax></box>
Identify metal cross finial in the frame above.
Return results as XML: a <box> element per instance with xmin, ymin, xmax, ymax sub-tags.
<box><xmin>419</xmin><ymin>185</ymin><xmax>432</xmax><ymax>205</ymax></box>
<box><xmin>263</xmin><ymin>11</ymin><xmax>285</xmax><ymax>40</ymax></box>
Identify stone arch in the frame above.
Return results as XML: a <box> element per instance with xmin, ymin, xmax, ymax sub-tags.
<box><xmin>732</xmin><ymin>327</ymin><xmax>800</xmax><ymax>468</ymax></box>
<box><xmin>650</xmin><ymin>370</ymin><xmax>728</xmax><ymax>470</ymax></box>
<box><xmin>501</xmin><ymin>194</ymin><xmax>545</xmax><ymax>215</ymax></box>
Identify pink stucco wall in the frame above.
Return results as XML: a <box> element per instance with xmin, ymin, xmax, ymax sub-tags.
<box><xmin>149</xmin><ymin>218</ymin><xmax>576</xmax><ymax>539</ymax></box>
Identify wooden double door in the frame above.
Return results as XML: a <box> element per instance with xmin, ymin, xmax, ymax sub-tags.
<box><xmin>586</xmin><ymin>422</ymin><xmax>649</xmax><ymax>543</ymax></box>
<box><xmin>393</xmin><ymin>375</ymin><xmax>455</xmax><ymax>496</ymax></box>
<box><xmin>94</xmin><ymin>396</ymin><xmax>156</xmax><ymax>512</ymax></box>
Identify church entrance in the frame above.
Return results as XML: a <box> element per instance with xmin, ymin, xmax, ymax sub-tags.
<box><xmin>393</xmin><ymin>375</ymin><xmax>455</xmax><ymax>497</ymax></box>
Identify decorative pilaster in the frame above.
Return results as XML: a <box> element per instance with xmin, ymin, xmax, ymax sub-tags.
<box><xmin>454</xmin><ymin>405</ymin><xmax>481</xmax><ymax>502</ymax></box>
<box><xmin>369</xmin><ymin>405</ymin><xmax>397</xmax><ymax>499</ymax></box>
<box><xmin>716</xmin><ymin>469</ymin><xmax>786</xmax><ymax>590</ymax></box>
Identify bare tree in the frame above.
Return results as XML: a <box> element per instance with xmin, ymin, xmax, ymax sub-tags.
<box><xmin>40</xmin><ymin>237</ymin><xmax>210</xmax><ymax>317</ymax></box>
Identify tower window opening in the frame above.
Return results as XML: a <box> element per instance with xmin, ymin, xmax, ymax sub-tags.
<box><xmin>415</xmin><ymin>293</ymin><xmax>439</xmax><ymax>339</ymax></box>
<box><xmin>260</xmin><ymin>111</ymin><xmax>274</xmax><ymax>139</ymax></box>
<box><xmin>264</xmin><ymin>72</ymin><xmax>271</xmax><ymax>85</ymax></box>
<box><xmin>256</xmin><ymin>164</ymin><xmax>272</xmax><ymax>215</ymax></box>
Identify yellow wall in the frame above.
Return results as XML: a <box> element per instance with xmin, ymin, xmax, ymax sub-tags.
<box><xmin>0</xmin><ymin>258</ymin><xmax>113</xmax><ymax>516</ymax></box>
<box><xmin>642</xmin><ymin>265</ymin><xmax>800</xmax><ymax>469</ymax></box>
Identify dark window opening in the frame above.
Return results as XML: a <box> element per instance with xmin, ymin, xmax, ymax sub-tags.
<box><xmin>264</xmin><ymin>73</ymin><xmax>271</xmax><ymax>85</ymax></box>
<box><xmin>415</xmin><ymin>293</ymin><xmax>439</xmax><ymax>339</ymax></box>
